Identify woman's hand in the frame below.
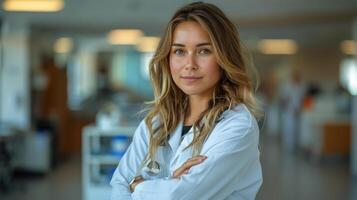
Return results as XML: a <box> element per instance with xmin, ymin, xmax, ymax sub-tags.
<box><xmin>129</xmin><ymin>176</ymin><xmax>145</xmax><ymax>193</ymax></box>
<box><xmin>172</xmin><ymin>155</ymin><xmax>207</xmax><ymax>178</ymax></box>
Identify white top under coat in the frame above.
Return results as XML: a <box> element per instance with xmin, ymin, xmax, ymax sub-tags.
<box><xmin>110</xmin><ymin>104</ymin><xmax>262</xmax><ymax>200</ymax></box>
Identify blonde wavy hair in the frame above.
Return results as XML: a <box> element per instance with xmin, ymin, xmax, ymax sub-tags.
<box><xmin>144</xmin><ymin>2</ymin><xmax>260</xmax><ymax>161</ymax></box>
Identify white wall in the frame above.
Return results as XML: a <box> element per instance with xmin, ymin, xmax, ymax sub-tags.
<box><xmin>0</xmin><ymin>20</ymin><xmax>30</xmax><ymax>129</ymax></box>
<box><xmin>291</xmin><ymin>48</ymin><xmax>343</xmax><ymax>91</ymax></box>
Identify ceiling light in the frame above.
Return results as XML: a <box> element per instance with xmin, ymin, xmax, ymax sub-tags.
<box><xmin>341</xmin><ymin>40</ymin><xmax>356</xmax><ymax>55</ymax></box>
<box><xmin>107</xmin><ymin>29</ymin><xmax>144</xmax><ymax>45</ymax></box>
<box><xmin>3</xmin><ymin>0</ymin><xmax>64</xmax><ymax>12</ymax></box>
<box><xmin>136</xmin><ymin>37</ymin><xmax>160</xmax><ymax>52</ymax></box>
<box><xmin>54</xmin><ymin>37</ymin><xmax>73</xmax><ymax>54</ymax></box>
<box><xmin>258</xmin><ymin>39</ymin><xmax>298</xmax><ymax>55</ymax></box>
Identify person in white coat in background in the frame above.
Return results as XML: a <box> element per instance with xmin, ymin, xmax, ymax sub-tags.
<box><xmin>110</xmin><ymin>2</ymin><xmax>263</xmax><ymax>200</ymax></box>
<box><xmin>280</xmin><ymin>70</ymin><xmax>305</xmax><ymax>153</ymax></box>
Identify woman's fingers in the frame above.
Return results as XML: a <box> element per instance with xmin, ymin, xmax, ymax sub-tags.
<box><xmin>172</xmin><ymin>155</ymin><xmax>207</xmax><ymax>178</ymax></box>
<box><xmin>182</xmin><ymin>156</ymin><xmax>205</xmax><ymax>169</ymax></box>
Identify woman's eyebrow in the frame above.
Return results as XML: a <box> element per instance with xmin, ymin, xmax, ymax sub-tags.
<box><xmin>171</xmin><ymin>42</ymin><xmax>211</xmax><ymax>47</ymax></box>
<box><xmin>196</xmin><ymin>42</ymin><xmax>211</xmax><ymax>47</ymax></box>
<box><xmin>172</xmin><ymin>43</ymin><xmax>185</xmax><ymax>47</ymax></box>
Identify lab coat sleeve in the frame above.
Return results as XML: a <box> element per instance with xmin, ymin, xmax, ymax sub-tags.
<box><xmin>110</xmin><ymin>120</ymin><xmax>149</xmax><ymax>200</ymax></box>
<box><xmin>131</xmin><ymin>115</ymin><xmax>262</xmax><ymax>200</ymax></box>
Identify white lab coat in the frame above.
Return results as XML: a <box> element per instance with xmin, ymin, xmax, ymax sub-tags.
<box><xmin>110</xmin><ymin>104</ymin><xmax>262</xmax><ymax>200</ymax></box>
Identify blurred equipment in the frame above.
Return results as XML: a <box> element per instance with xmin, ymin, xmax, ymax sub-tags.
<box><xmin>96</xmin><ymin>102</ymin><xmax>121</xmax><ymax>131</ymax></box>
<box><xmin>0</xmin><ymin>124</ymin><xmax>22</xmax><ymax>193</ymax></box>
<box><xmin>82</xmin><ymin>125</ymin><xmax>134</xmax><ymax>200</ymax></box>
<box><xmin>15</xmin><ymin>131</ymin><xmax>51</xmax><ymax>173</ymax></box>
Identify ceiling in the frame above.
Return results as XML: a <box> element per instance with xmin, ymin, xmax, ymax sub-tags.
<box><xmin>1</xmin><ymin>0</ymin><xmax>357</xmax><ymax>48</ymax></box>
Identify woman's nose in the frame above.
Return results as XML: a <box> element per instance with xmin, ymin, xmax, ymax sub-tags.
<box><xmin>184</xmin><ymin>54</ymin><xmax>198</xmax><ymax>70</ymax></box>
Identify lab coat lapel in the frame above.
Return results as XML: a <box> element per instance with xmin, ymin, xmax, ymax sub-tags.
<box><xmin>167</xmin><ymin>121</ymin><xmax>182</xmax><ymax>153</ymax></box>
<box><xmin>169</xmin><ymin>127</ymin><xmax>194</xmax><ymax>171</ymax></box>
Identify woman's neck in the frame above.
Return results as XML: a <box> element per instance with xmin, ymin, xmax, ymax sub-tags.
<box><xmin>184</xmin><ymin>95</ymin><xmax>210</xmax><ymax>125</ymax></box>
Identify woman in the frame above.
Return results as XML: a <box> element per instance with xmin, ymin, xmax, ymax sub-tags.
<box><xmin>110</xmin><ymin>2</ymin><xmax>262</xmax><ymax>200</ymax></box>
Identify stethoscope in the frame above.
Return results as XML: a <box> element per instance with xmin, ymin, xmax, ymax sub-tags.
<box><xmin>134</xmin><ymin>158</ymin><xmax>162</xmax><ymax>180</ymax></box>
<box><xmin>142</xmin><ymin>160</ymin><xmax>161</xmax><ymax>176</ymax></box>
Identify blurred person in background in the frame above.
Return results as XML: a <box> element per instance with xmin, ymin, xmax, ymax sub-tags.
<box><xmin>110</xmin><ymin>2</ymin><xmax>262</xmax><ymax>200</ymax></box>
<box><xmin>334</xmin><ymin>83</ymin><xmax>352</xmax><ymax>116</ymax></box>
<box><xmin>280</xmin><ymin>70</ymin><xmax>305</xmax><ymax>153</ymax></box>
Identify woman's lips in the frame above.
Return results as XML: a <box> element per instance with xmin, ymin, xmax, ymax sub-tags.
<box><xmin>180</xmin><ymin>76</ymin><xmax>202</xmax><ymax>83</ymax></box>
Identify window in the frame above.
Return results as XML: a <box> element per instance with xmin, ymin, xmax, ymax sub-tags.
<box><xmin>340</xmin><ymin>58</ymin><xmax>357</xmax><ymax>95</ymax></box>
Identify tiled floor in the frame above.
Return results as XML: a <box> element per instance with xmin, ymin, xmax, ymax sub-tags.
<box><xmin>1</xmin><ymin>136</ymin><xmax>356</xmax><ymax>200</ymax></box>
<box><xmin>257</xmin><ymin>136</ymin><xmax>357</xmax><ymax>200</ymax></box>
<box><xmin>0</xmin><ymin>156</ymin><xmax>82</xmax><ymax>200</ymax></box>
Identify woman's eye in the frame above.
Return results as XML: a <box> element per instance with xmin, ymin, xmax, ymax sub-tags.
<box><xmin>174</xmin><ymin>49</ymin><xmax>185</xmax><ymax>56</ymax></box>
<box><xmin>199</xmin><ymin>49</ymin><xmax>212</xmax><ymax>55</ymax></box>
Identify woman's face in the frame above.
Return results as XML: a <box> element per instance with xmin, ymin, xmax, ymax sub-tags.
<box><xmin>169</xmin><ymin>21</ymin><xmax>221</xmax><ymax>99</ymax></box>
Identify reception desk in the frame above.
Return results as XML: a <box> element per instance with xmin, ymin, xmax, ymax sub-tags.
<box><xmin>299</xmin><ymin>112</ymin><xmax>351</xmax><ymax>159</ymax></box>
